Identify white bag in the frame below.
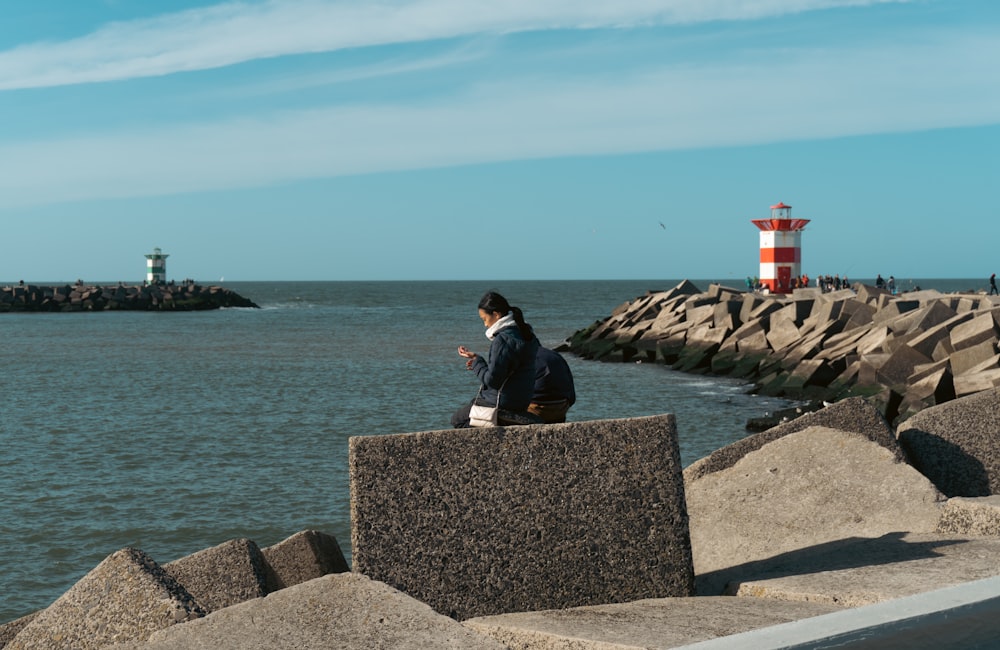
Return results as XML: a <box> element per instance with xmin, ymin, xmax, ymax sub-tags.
<box><xmin>469</xmin><ymin>403</ymin><xmax>498</xmax><ymax>427</ymax></box>
<box><xmin>468</xmin><ymin>376</ymin><xmax>508</xmax><ymax>427</ymax></box>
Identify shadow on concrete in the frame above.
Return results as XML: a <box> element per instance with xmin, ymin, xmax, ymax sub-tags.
<box><xmin>696</xmin><ymin>532</ymin><xmax>968</xmax><ymax>596</ymax></box>
<box><xmin>897</xmin><ymin>428</ymin><xmax>991</xmax><ymax>498</ymax></box>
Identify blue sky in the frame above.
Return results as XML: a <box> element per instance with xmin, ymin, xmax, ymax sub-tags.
<box><xmin>0</xmin><ymin>0</ymin><xmax>997</xmax><ymax>283</ymax></box>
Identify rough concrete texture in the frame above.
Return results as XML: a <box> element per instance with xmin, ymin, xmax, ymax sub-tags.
<box><xmin>687</xmin><ymin>426</ymin><xmax>944</xmax><ymax>586</ymax></box>
<box><xmin>350</xmin><ymin>415</ymin><xmax>694</xmax><ymax>621</ymax></box>
<box><xmin>261</xmin><ymin>529</ymin><xmax>350</xmax><ymax>593</ymax></box>
<box><xmin>106</xmin><ymin>573</ymin><xmax>506</xmax><ymax>650</ymax></box>
<box><xmin>163</xmin><ymin>538</ymin><xmax>268</xmax><ymax>613</ymax></box>
<box><xmin>464</xmin><ymin>596</ymin><xmax>843</xmax><ymax>650</ymax></box>
<box><xmin>937</xmin><ymin>496</ymin><xmax>1000</xmax><ymax>536</ymax></box>
<box><xmin>7</xmin><ymin>548</ymin><xmax>204</xmax><ymax>650</ymax></box>
<box><xmin>726</xmin><ymin>533</ymin><xmax>1000</xmax><ymax>607</ymax></box>
<box><xmin>683</xmin><ymin>397</ymin><xmax>902</xmax><ymax>482</ymax></box>
<box><xmin>896</xmin><ymin>387</ymin><xmax>1000</xmax><ymax>497</ymax></box>
<box><xmin>0</xmin><ymin>613</ymin><xmax>38</xmax><ymax>649</ymax></box>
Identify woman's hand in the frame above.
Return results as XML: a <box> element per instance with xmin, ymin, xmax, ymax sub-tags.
<box><xmin>457</xmin><ymin>345</ymin><xmax>477</xmax><ymax>369</ymax></box>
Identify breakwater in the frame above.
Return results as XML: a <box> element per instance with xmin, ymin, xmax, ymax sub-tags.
<box><xmin>0</xmin><ymin>282</ymin><xmax>258</xmax><ymax>312</ymax></box>
<box><xmin>562</xmin><ymin>280</ymin><xmax>1000</xmax><ymax>425</ymax></box>
<box><xmin>5</xmin><ymin>390</ymin><xmax>1000</xmax><ymax>648</ymax></box>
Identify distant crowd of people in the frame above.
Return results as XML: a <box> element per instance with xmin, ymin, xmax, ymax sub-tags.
<box><xmin>744</xmin><ymin>274</ymin><xmax>852</xmax><ymax>293</ymax></box>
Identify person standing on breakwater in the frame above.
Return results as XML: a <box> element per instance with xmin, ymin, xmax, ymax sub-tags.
<box><xmin>990</xmin><ymin>274</ymin><xmax>998</xmax><ymax>296</ymax></box>
<box><xmin>452</xmin><ymin>291</ymin><xmax>541</xmax><ymax>428</ymax></box>
<box><xmin>528</xmin><ymin>346</ymin><xmax>577</xmax><ymax>423</ymax></box>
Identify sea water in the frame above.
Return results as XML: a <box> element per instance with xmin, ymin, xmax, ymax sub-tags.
<box><xmin>0</xmin><ymin>278</ymin><xmax>983</xmax><ymax>621</ymax></box>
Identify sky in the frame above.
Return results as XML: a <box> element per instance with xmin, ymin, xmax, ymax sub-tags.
<box><xmin>0</xmin><ymin>0</ymin><xmax>997</xmax><ymax>283</ymax></box>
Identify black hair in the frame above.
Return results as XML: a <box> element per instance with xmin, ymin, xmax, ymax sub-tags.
<box><xmin>478</xmin><ymin>291</ymin><xmax>533</xmax><ymax>340</ymax></box>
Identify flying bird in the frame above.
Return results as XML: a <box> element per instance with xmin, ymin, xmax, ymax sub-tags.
<box><xmin>659</xmin><ymin>221</ymin><xmax>666</xmax><ymax>230</ymax></box>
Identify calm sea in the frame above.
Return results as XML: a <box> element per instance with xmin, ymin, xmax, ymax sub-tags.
<box><xmin>0</xmin><ymin>278</ymin><xmax>984</xmax><ymax>621</ymax></box>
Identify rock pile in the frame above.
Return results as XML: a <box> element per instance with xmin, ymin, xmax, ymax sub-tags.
<box><xmin>0</xmin><ymin>283</ymin><xmax>258</xmax><ymax>312</ymax></box>
<box><xmin>563</xmin><ymin>280</ymin><xmax>1000</xmax><ymax>424</ymax></box>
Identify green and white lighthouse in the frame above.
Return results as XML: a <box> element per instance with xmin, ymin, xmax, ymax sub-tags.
<box><xmin>144</xmin><ymin>247</ymin><xmax>169</xmax><ymax>284</ymax></box>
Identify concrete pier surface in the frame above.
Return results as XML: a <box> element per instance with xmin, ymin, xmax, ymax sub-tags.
<box><xmin>4</xmin><ymin>353</ymin><xmax>1000</xmax><ymax>646</ymax></box>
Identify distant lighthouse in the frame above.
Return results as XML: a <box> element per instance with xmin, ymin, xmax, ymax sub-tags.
<box><xmin>145</xmin><ymin>247</ymin><xmax>169</xmax><ymax>285</ymax></box>
<box><xmin>751</xmin><ymin>203</ymin><xmax>809</xmax><ymax>294</ymax></box>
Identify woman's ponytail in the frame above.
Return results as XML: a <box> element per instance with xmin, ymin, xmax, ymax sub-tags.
<box><xmin>510</xmin><ymin>306</ymin><xmax>534</xmax><ymax>341</ymax></box>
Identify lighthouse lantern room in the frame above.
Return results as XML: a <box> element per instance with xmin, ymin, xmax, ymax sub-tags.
<box><xmin>145</xmin><ymin>247</ymin><xmax>169</xmax><ymax>285</ymax></box>
<box><xmin>751</xmin><ymin>203</ymin><xmax>809</xmax><ymax>294</ymax></box>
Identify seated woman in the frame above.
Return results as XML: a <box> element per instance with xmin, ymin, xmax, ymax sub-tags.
<box><xmin>452</xmin><ymin>291</ymin><xmax>541</xmax><ymax>428</ymax></box>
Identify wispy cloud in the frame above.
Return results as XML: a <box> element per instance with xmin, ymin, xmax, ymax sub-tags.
<box><xmin>1</xmin><ymin>21</ymin><xmax>995</xmax><ymax>209</ymax></box>
<box><xmin>0</xmin><ymin>0</ymin><xmax>907</xmax><ymax>90</ymax></box>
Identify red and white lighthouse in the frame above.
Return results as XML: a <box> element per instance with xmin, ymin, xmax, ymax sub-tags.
<box><xmin>751</xmin><ymin>202</ymin><xmax>810</xmax><ymax>294</ymax></box>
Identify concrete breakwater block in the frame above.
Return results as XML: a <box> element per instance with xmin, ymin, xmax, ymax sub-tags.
<box><xmin>163</xmin><ymin>538</ymin><xmax>269</xmax><ymax>613</ymax></box>
<box><xmin>350</xmin><ymin>415</ymin><xmax>694</xmax><ymax>621</ymax></box>
<box><xmin>106</xmin><ymin>573</ymin><xmax>506</xmax><ymax>650</ymax></box>
<box><xmin>261</xmin><ymin>529</ymin><xmax>350</xmax><ymax>592</ymax></box>
<box><xmin>7</xmin><ymin>548</ymin><xmax>204</xmax><ymax>650</ymax></box>
<box><xmin>683</xmin><ymin>397</ymin><xmax>902</xmax><ymax>482</ymax></box>
<box><xmin>897</xmin><ymin>387</ymin><xmax>1000</xmax><ymax>497</ymax></box>
<box><xmin>2</xmin><ymin>530</ymin><xmax>350</xmax><ymax>649</ymax></box>
<box><xmin>937</xmin><ymin>496</ymin><xmax>1000</xmax><ymax>536</ymax></box>
<box><xmin>686</xmin><ymin>426</ymin><xmax>945</xmax><ymax>594</ymax></box>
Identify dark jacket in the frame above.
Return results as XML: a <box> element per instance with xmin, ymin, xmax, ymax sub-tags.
<box><xmin>471</xmin><ymin>325</ymin><xmax>538</xmax><ymax>412</ymax></box>
<box><xmin>533</xmin><ymin>347</ymin><xmax>576</xmax><ymax>406</ymax></box>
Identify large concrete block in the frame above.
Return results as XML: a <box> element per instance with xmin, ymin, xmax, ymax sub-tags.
<box><xmin>907</xmin><ymin>316</ymin><xmax>964</xmax><ymax>358</ymax></box>
<box><xmin>873</xmin><ymin>299</ymin><xmax>921</xmax><ymax>331</ymax></box>
<box><xmin>937</xmin><ymin>496</ymin><xmax>1000</xmax><ymax>536</ymax></box>
<box><xmin>163</xmin><ymin>538</ymin><xmax>268</xmax><ymax>613</ymax></box>
<box><xmin>686</xmin><ymin>427</ymin><xmax>943</xmax><ymax>585</ymax></box>
<box><xmin>8</xmin><ymin>548</ymin><xmax>204</xmax><ymax>650</ymax></box>
<box><xmin>765</xmin><ymin>310</ymin><xmax>801</xmax><ymax>351</ymax></box>
<box><xmin>712</xmin><ymin>299</ymin><xmax>742</xmax><ymax>331</ymax></box>
<box><xmin>684</xmin><ymin>397</ymin><xmax>903</xmax><ymax>482</ymax></box>
<box><xmin>950</xmin><ymin>312</ymin><xmax>999</xmax><ymax>351</ymax></box>
<box><xmin>261</xmin><ymin>530</ymin><xmax>350</xmax><ymax>592</ymax></box>
<box><xmin>897</xmin><ymin>388</ymin><xmax>1000</xmax><ymax>497</ymax></box>
<box><xmin>350</xmin><ymin>415</ymin><xmax>693</xmax><ymax>620</ymax></box>
<box><xmin>875</xmin><ymin>344</ymin><xmax>932</xmax><ymax>387</ymax></box>
<box><xmin>954</xmin><ymin>368</ymin><xmax>1000</xmax><ymax>397</ymax></box>
<box><xmin>110</xmin><ymin>573</ymin><xmax>506</xmax><ymax>650</ymax></box>
<box><xmin>950</xmin><ymin>339</ymin><xmax>999</xmax><ymax>376</ymax></box>
<box><xmin>855</xmin><ymin>325</ymin><xmax>890</xmax><ymax>355</ymax></box>
<box><xmin>904</xmin><ymin>299</ymin><xmax>959</xmax><ymax>335</ymax></box>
